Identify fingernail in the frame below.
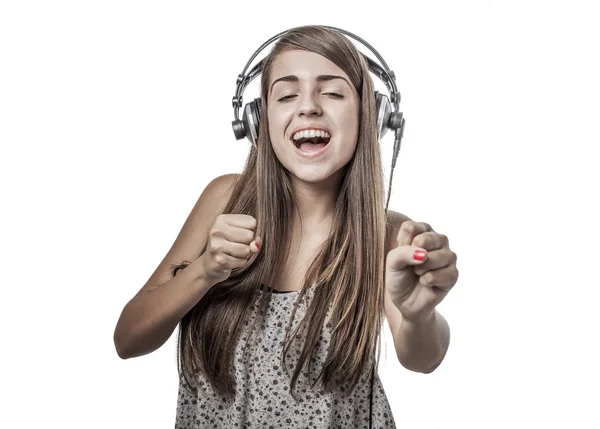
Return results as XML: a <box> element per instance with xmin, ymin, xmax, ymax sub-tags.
<box><xmin>413</xmin><ymin>249</ymin><xmax>427</xmax><ymax>261</ymax></box>
<box><xmin>255</xmin><ymin>243</ymin><xmax>260</xmax><ymax>250</ymax></box>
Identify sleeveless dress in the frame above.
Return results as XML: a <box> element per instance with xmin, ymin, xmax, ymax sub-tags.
<box><xmin>174</xmin><ymin>283</ymin><xmax>397</xmax><ymax>428</ymax></box>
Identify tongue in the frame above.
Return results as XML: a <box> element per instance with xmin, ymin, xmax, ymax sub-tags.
<box><xmin>299</xmin><ymin>142</ymin><xmax>327</xmax><ymax>152</ymax></box>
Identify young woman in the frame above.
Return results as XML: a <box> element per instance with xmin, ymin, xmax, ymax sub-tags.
<box><xmin>114</xmin><ymin>25</ymin><xmax>459</xmax><ymax>428</ymax></box>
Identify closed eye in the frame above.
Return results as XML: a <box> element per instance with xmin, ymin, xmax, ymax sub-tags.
<box><xmin>277</xmin><ymin>95</ymin><xmax>296</xmax><ymax>102</ymax></box>
<box><xmin>277</xmin><ymin>93</ymin><xmax>344</xmax><ymax>102</ymax></box>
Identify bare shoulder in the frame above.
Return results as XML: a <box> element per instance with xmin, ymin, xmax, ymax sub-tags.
<box><xmin>201</xmin><ymin>173</ymin><xmax>241</xmax><ymax>211</ymax></box>
<box><xmin>134</xmin><ymin>173</ymin><xmax>241</xmax><ymax>296</ymax></box>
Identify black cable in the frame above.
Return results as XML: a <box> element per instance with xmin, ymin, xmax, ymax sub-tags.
<box><xmin>385</xmin><ymin>124</ymin><xmax>405</xmax><ymax>213</ymax></box>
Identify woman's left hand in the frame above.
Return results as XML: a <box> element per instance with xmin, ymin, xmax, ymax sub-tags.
<box><xmin>385</xmin><ymin>221</ymin><xmax>459</xmax><ymax>322</ymax></box>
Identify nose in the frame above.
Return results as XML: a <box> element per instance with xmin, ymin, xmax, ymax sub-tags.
<box><xmin>297</xmin><ymin>93</ymin><xmax>322</xmax><ymax>117</ymax></box>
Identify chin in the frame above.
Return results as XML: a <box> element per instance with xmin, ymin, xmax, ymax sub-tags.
<box><xmin>287</xmin><ymin>165</ymin><xmax>346</xmax><ymax>184</ymax></box>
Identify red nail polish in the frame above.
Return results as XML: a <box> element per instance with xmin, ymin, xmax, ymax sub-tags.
<box><xmin>413</xmin><ymin>250</ymin><xmax>427</xmax><ymax>261</ymax></box>
<box><xmin>255</xmin><ymin>243</ymin><xmax>260</xmax><ymax>250</ymax></box>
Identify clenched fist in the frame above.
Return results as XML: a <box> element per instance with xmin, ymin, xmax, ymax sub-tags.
<box><xmin>202</xmin><ymin>214</ymin><xmax>262</xmax><ymax>285</ymax></box>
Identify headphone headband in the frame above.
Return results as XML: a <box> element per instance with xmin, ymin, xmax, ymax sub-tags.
<box><xmin>232</xmin><ymin>25</ymin><xmax>401</xmax><ymax>126</ymax></box>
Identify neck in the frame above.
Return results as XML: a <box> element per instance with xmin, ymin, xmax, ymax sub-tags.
<box><xmin>290</xmin><ymin>169</ymin><xmax>344</xmax><ymax>234</ymax></box>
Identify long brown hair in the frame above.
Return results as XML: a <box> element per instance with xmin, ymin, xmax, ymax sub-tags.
<box><xmin>171</xmin><ymin>25</ymin><xmax>394</xmax><ymax>400</ymax></box>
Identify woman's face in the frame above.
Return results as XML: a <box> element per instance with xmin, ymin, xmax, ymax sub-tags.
<box><xmin>267</xmin><ymin>49</ymin><xmax>360</xmax><ymax>184</ymax></box>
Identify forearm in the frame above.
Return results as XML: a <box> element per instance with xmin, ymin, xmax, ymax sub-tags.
<box><xmin>394</xmin><ymin>309</ymin><xmax>450</xmax><ymax>373</ymax></box>
<box><xmin>113</xmin><ymin>256</ymin><xmax>214</xmax><ymax>359</ymax></box>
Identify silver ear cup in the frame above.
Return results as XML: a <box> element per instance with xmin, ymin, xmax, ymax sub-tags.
<box><xmin>242</xmin><ymin>101</ymin><xmax>259</xmax><ymax>146</ymax></box>
<box><xmin>375</xmin><ymin>91</ymin><xmax>392</xmax><ymax>140</ymax></box>
<box><xmin>231</xmin><ymin>119</ymin><xmax>246</xmax><ymax>141</ymax></box>
<box><xmin>254</xmin><ymin>98</ymin><xmax>262</xmax><ymax>145</ymax></box>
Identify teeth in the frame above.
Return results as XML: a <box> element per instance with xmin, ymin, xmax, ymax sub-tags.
<box><xmin>292</xmin><ymin>129</ymin><xmax>331</xmax><ymax>141</ymax></box>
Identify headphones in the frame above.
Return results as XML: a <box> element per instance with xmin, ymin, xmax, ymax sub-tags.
<box><xmin>231</xmin><ymin>25</ymin><xmax>406</xmax><ymax>170</ymax></box>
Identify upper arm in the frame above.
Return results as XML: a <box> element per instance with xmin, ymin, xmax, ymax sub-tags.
<box><xmin>384</xmin><ymin>210</ymin><xmax>412</xmax><ymax>338</ymax></box>
<box><xmin>133</xmin><ymin>173</ymin><xmax>240</xmax><ymax>297</ymax></box>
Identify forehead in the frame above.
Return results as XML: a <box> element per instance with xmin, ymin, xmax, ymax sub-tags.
<box><xmin>269</xmin><ymin>49</ymin><xmax>351</xmax><ymax>84</ymax></box>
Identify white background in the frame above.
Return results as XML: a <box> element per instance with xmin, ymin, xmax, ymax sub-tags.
<box><xmin>1</xmin><ymin>0</ymin><xmax>599</xmax><ymax>428</ymax></box>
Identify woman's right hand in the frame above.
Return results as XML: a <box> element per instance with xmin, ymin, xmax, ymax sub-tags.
<box><xmin>202</xmin><ymin>214</ymin><xmax>261</xmax><ymax>285</ymax></box>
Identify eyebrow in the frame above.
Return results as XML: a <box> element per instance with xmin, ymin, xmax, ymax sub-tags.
<box><xmin>269</xmin><ymin>74</ymin><xmax>351</xmax><ymax>94</ymax></box>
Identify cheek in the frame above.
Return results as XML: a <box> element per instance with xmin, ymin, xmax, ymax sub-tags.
<box><xmin>266</xmin><ymin>110</ymin><xmax>280</xmax><ymax>140</ymax></box>
<box><xmin>337</xmin><ymin>109</ymin><xmax>360</xmax><ymax>143</ymax></box>
<box><xmin>267</xmin><ymin>108</ymin><xmax>288</xmax><ymax>136</ymax></box>
<box><xmin>267</xmin><ymin>114</ymin><xmax>289</xmax><ymax>152</ymax></box>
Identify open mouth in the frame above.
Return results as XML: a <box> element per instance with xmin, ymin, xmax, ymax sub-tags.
<box><xmin>291</xmin><ymin>129</ymin><xmax>332</xmax><ymax>151</ymax></box>
<box><xmin>292</xmin><ymin>135</ymin><xmax>331</xmax><ymax>149</ymax></box>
